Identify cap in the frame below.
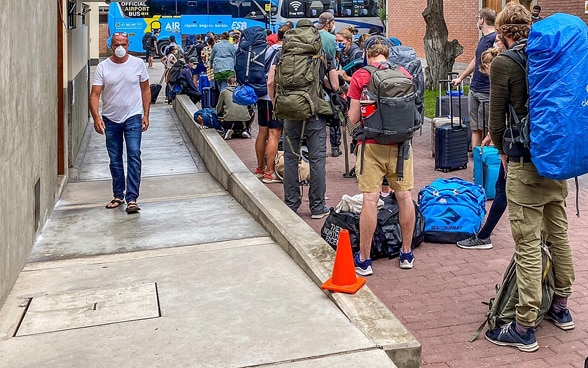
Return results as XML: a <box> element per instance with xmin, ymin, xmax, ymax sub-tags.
<box><xmin>189</xmin><ymin>57</ymin><xmax>198</xmax><ymax>64</ymax></box>
<box><xmin>316</xmin><ymin>12</ymin><xmax>334</xmax><ymax>30</ymax></box>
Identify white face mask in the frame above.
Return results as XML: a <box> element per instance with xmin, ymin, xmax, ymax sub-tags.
<box><xmin>114</xmin><ymin>45</ymin><xmax>127</xmax><ymax>58</ymax></box>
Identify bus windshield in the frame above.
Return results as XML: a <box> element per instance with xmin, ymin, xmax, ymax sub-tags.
<box><xmin>280</xmin><ymin>0</ymin><xmax>379</xmax><ymax>18</ymax></box>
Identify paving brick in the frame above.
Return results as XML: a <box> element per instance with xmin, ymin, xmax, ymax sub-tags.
<box><xmin>227</xmin><ymin>120</ymin><xmax>588</xmax><ymax>367</ymax></box>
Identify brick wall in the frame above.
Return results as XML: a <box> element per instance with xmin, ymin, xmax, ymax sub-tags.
<box><xmin>538</xmin><ymin>0</ymin><xmax>588</xmax><ymax>22</ymax></box>
<box><xmin>388</xmin><ymin>0</ymin><xmax>481</xmax><ymax>63</ymax></box>
<box><xmin>388</xmin><ymin>1</ymin><xmax>588</xmax><ymax>63</ymax></box>
<box><xmin>99</xmin><ymin>23</ymin><xmax>109</xmax><ymax>57</ymax></box>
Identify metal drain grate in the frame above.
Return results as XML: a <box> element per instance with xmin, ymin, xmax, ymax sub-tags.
<box><xmin>15</xmin><ymin>283</ymin><xmax>160</xmax><ymax>336</ymax></box>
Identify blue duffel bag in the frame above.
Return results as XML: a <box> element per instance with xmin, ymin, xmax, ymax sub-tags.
<box><xmin>193</xmin><ymin>108</ymin><xmax>222</xmax><ymax>133</ymax></box>
<box><xmin>418</xmin><ymin>177</ymin><xmax>487</xmax><ymax>243</ymax></box>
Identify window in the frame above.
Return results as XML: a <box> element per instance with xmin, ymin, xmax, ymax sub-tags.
<box><xmin>281</xmin><ymin>0</ymin><xmax>378</xmax><ymax>18</ymax></box>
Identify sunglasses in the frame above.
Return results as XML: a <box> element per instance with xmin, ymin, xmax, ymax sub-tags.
<box><xmin>113</xmin><ymin>32</ymin><xmax>128</xmax><ymax>36</ymax></box>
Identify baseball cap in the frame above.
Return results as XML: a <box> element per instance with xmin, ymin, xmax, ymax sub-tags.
<box><xmin>189</xmin><ymin>57</ymin><xmax>198</xmax><ymax>63</ymax></box>
<box><xmin>316</xmin><ymin>12</ymin><xmax>334</xmax><ymax>30</ymax></box>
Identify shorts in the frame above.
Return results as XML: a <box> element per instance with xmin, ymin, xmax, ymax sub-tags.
<box><xmin>468</xmin><ymin>90</ymin><xmax>490</xmax><ymax>131</ymax></box>
<box><xmin>356</xmin><ymin>143</ymin><xmax>414</xmax><ymax>193</ymax></box>
<box><xmin>257</xmin><ymin>100</ymin><xmax>283</xmax><ymax>129</ymax></box>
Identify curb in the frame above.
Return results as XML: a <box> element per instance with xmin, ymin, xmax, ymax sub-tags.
<box><xmin>174</xmin><ymin>96</ymin><xmax>422</xmax><ymax>368</ymax></box>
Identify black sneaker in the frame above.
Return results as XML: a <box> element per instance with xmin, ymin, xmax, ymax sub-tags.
<box><xmin>485</xmin><ymin>321</ymin><xmax>539</xmax><ymax>352</ymax></box>
<box><xmin>457</xmin><ymin>234</ymin><xmax>493</xmax><ymax>250</ymax></box>
<box><xmin>545</xmin><ymin>308</ymin><xmax>575</xmax><ymax>330</ymax></box>
<box><xmin>331</xmin><ymin>146</ymin><xmax>342</xmax><ymax>157</ymax></box>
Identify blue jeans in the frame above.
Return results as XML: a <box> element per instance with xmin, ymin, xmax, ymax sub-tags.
<box><xmin>216</xmin><ymin>79</ymin><xmax>228</xmax><ymax>92</ymax></box>
<box><xmin>478</xmin><ymin>162</ymin><xmax>507</xmax><ymax>239</ymax></box>
<box><xmin>104</xmin><ymin>115</ymin><xmax>143</xmax><ymax>203</ymax></box>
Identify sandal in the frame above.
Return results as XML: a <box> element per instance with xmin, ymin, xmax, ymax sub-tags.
<box><xmin>106</xmin><ymin>198</ymin><xmax>124</xmax><ymax>209</ymax></box>
<box><xmin>125</xmin><ymin>202</ymin><xmax>141</xmax><ymax>214</ymax></box>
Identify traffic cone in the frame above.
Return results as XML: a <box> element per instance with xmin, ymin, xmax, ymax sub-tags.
<box><xmin>321</xmin><ymin>229</ymin><xmax>366</xmax><ymax>294</ymax></box>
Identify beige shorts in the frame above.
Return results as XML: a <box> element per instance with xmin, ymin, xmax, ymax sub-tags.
<box><xmin>356</xmin><ymin>143</ymin><xmax>414</xmax><ymax>193</ymax></box>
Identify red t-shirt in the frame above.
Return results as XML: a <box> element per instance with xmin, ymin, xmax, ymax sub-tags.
<box><xmin>347</xmin><ymin>67</ymin><xmax>372</xmax><ymax>100</ymax></box>
<box><xmin>267</xmin><ymin>33</ymin><xmax>278</xmax><ymax>46</ymax></box>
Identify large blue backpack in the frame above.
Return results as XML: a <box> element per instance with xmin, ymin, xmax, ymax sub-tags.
<box><xmin>235</xmin><ymin>26</ymin><xmax>268</xmax><ymax>97</ymax></box>
<box><xmin>503</xmin><ymin>13</ymin><xmax>588</xmax><ymax>180</ymax></box>
<box><xmin>418</xmin><ymin>178</ymin><xmax>486</xmax><ymax>243</ymax></box>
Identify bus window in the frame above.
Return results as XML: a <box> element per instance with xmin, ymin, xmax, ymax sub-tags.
<box><xmin>280</xmin><ymin>0</ymin><xmax>378</xmax><ymax>18</ymax></box>
<box><xmin>208</xmin><ymin>0</ymin><xmax>266</xmax><ymax>20</ymax></box>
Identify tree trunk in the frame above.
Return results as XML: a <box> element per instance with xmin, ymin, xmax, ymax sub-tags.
<box><xmin>422</xmin><ymin>0</ymin><xmax>464</xmax><ymax>89</ymax></box>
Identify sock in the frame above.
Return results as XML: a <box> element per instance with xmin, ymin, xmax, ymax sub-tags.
<box><xmin>515</xmin><ymin>321</ymin><xmax>530</xmax><ymax>336</ymax></box>
<box><xmin>551</xmin><ymin>295</ymin><xmax>568</xmax><ymax>313</ymax></box>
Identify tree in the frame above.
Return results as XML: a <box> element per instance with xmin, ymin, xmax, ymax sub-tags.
<box><xmin>422</xmin><ymin>0</ymin><xmax>463</xmax><ymax>89</ymax></box>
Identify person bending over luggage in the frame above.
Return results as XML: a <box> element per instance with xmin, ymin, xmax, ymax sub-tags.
<box><xmin>176</xmin><ymin>58</ymin><xmax>202</xmax><ymax>104</ymax></box>
<box><xmin>457</xmin><ymin>47</ymin><xmax>506</xmax><ymax>250</ymax></box>
<box><xmin>216</xmin><ymin>76</ymin><xmax>253</xmax><ymax>140</ymax></box>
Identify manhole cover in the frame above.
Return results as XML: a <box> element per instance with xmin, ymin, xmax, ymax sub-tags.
<box><xmin>15</xmin><ymin>283</ymin><xmax>160</xmax><ymax>336</ymax></box>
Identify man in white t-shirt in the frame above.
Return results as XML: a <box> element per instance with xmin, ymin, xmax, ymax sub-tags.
<box><xmin>89</xmin><ymin>32</ymin><xmax>150</xmax><ymax>214</ymax></box>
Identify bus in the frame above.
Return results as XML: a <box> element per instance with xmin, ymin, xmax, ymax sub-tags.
<box><xmin>107</xmin><ymin>0</ymin><xmax>383</xmax><ymax>55</ymax></box>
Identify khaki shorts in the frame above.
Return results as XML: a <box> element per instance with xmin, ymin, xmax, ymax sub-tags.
<box><xmin>356</xmin><ymin>143</ymin><xmax>414</xmax><ymax>193</ymax></box>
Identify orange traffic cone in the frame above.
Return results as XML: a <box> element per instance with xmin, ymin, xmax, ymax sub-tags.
<box><xmin>321</xmin><ymin>229</ymin><xmax>366</xmax><ymax>294</ymax></box>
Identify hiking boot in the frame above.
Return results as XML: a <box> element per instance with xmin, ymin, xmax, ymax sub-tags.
<box><xmin>331</xmin><ymin>146</ymin><xmax>342</xmax><ymax>157</ymax></box>
<box><xmin>354</xmin><ymin>252</ymin><xmax>373</xmax><ymax>276</ymax></box>
<box><xmin>457</xmin><ymin>234</ymin><xmax>493</xmax><ymax>250</ymax></box>
<box><xmin>399</xmin><ymin>251</ymin><xmax>414</xmax><ymax>269</ymax></box>
<box><xmin>262</xmin><ymin>172</ymin><xmax>282</xmax><ymax>184</ymax></box>
<box><xmin>241</xmin><ymin>130</ymin><xmax>251</xmax><ymax>139</ymax></box>
<box><xmin>485</xmin><ymin>321</ymin><xmax>539</xmax><ymax>352</ymax></box>
<box><xmin>310</xmin><ymin>207</ymin><xmax>330</xmax><ymax>219</ymax></box>
<box><xmin>255</xmin><ymin>167</ymin><xmax>265</xmax><ymax>179</ymax></box>
<box><xmin>545</xmin><ymin>308</ymin><xmax>575</xmax><ymax>331</ymax></box>
<box><xmin>223</xmin><ymin>128</ymin><xmax>234</xmax><ymax>140</ymax></box>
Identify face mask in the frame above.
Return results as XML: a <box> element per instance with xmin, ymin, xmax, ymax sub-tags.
<box><xmin>330</xmin><ymin>25</ymin><xmax>336</xmax><ymax>34</ymax></box>
<box><xmin>192</xmin><ymin>65</ymin><xmax>197</xmax><ymax>69</ymax></box>
<box><xmin>114</xmin><ymin>46</ymin><xmax>126</xmax><ymax>58</ymax></box>
<box><xmin>336</xmin><ymin>42</ymin><xmax>346</xmax><ymax>52</ymax></box>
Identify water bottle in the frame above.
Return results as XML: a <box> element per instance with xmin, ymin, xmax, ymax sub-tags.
<box><xmin>360</xmin><ymin>85</ymin><xmax>376</xmax><ymax>118</ymax></box>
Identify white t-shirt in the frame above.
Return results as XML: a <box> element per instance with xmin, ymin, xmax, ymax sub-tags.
<box><xmin>93</xmin><ymin>55</ymin><xmax>149</xmax><ymax>123</ymax></box>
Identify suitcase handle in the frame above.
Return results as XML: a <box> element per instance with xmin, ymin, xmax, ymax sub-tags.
<box><xmin>438</xmin><ymin>79</ymin><xmax>463</xmax><ymax>125</ymax></box>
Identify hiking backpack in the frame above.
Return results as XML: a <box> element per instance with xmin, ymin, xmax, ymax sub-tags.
<box><xmin>501</xmin><ymin>13</ymin><xmax>588</xmax><ymax>180</ymax></box>
<box><xmin>418</xmin><ymin>177</ymin><xmax>486</xmax><ymax>243</ymax></box>
<box><xmin>470</xmin><ymin>242</ymin><xmax>555</xmax><ymax>341</ymax></box>
<box><xmin>142</xmin><ymin>32</ymin><xmax>152</xmax><ymax>51</ymax></box>
<box><xmin>388</xmin><ymin>45</ymin><xmax>425</xmax><ymax>125</ymax></box>
<box><xmin>235</xmin><ymin>26</ymin><xmax>268</xmax><ymax>98</ymax></box>
<box><xmin>274</xmin><ymin>19</ymin><xmax>325</xmax><ymax>121</ymax></box>
<box><xmin>166</xmin><ymin>59</ymin><xmax>186</xmax><ymax>85</ymax></box>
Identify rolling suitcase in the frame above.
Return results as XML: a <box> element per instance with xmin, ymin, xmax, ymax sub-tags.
<box><xmin>149</xmin><ymin>72</ymin><xmax>166</xmax><ymax>104</ymax></box>
<box><xmin>201</xmin><ymin>86</ymin><xmax>218</xmax><ymax>109</ymax></box>
<box><xmin>434</xmin><ymin>77</ymin><xmax>468</xmax><ymax>172</ymax></box>
<box><xmin>198</xmin><ymin>73</ymin><xmax>210</xmax><ymax>94</ymax></box>
<box><xmin>431</xmin><ymin>75</ymin><xmax>464</xmax><ymax>157</ymax></box>
<box><xmin>472</xmin><ymin>102</ymin><xmax>500</xmax><ymax>198</ymax></box>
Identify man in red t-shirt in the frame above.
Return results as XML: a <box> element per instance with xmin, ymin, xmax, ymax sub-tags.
<box><xmin>347</xmin><ymin>36</ymin><xmax>416</xmax><ymax>275</ymax></box>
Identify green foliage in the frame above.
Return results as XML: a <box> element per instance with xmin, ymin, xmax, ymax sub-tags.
<box><xmin>423</xmin><ymin>87</ymin><xmax>469</xmax><ymax>118</ymax></box>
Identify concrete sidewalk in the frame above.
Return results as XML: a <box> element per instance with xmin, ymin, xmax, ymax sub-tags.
<box><xmin>0</xmin><ymin>69</ymin><xmax>419</xmax><ymax>367</ymax></box>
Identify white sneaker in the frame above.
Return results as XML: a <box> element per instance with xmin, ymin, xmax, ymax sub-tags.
<box><xmin>223</xmin><ymin>129</ymin><xmax>234</xmax><ymax>140</ymax></box>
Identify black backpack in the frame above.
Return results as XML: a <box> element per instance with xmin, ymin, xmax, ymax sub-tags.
<box><xmin>166</xmin><ymin>59</ymin><xmax>186</xmax><ymax>85</ymax></box>
<box><xmin>142</xmin><ymin>32</ymin><xmax>152</xmax><ymax>51</ymax></box>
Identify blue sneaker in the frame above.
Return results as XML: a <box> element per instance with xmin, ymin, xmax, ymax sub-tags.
<box><xmin>545</xmin><ymin>308</ymin><xmax>575</xmax><ymax>331</ymax></box>
<box><xmin>399</xmin><ymin>251</ymin><xmax>414</xmax><ymax>269</ymax></box>
<box><xmin>353</xmin><ymin>252</ymin><xmax>373</xmax><ymax>276</ymax></box>
<box><xmin>485</xmin><ymin>321</ymin><xmax>539</xmax><ymax>352</ymax></box>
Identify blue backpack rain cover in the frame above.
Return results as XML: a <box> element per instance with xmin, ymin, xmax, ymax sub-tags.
<box><xmin>193</xmin><ymin>108</ymin><xmax>222</xmax><ymax>132</ymax></box>
<box><xmin>418</xmin><ymin>178</ymin><xmax>487</xmax><ymax>243</ymax></box>
<box><xmin>235</xmin><ymin>26</ymin><xmax>268</xmax><ymax>97</ymax></box>
<box><xmin>527</xmin><ymin>13</ymin><xmax>588</xmax><ymax>180</ymax></box>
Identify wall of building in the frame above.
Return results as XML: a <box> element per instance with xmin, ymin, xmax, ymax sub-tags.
<box><xmin>0</xmin><ymin>1</ymin><xmax>59</xmax><ymax>306</ymax></box>
<box><xmin>539</xmin><ymin>0</ymin><xmax>588</xmax><ymax>22</ymax></box>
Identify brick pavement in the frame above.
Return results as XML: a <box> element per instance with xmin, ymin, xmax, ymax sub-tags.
<box><xmin>225</xmin><ymin>119</ymin><xmax>588</xmax><ymax>367</ymax></box>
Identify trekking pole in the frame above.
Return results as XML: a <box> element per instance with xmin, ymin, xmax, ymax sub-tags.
<box><xmin>341</xmin><ymin>116</ymin><xmax>353</xmax><ymax>178</ymax></box>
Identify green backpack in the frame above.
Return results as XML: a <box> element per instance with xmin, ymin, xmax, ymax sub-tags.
<box><xmin>471</xmin><ymin>242</ymin><xmax>555</xmax><ymax>341</ymax></box>
<box><xmin>274</xmin><ymin>19</ymin><xmax>330</xmax><ymax>121</ymax></box>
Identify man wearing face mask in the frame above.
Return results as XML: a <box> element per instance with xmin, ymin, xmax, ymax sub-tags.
<box><xmin>89</xmin><ymin>32</ymin><xmax>150</xmax><ymax>214</ymax></box>
<box><xmin>315</xmin><ymin>12</ymin><xmax>337</xmax><ymax>62</ymax></box>
<box><xmin>176</xmin><ymin>57</ymin><xmax>202</xmax><ymax>104</ymax></box>
<box><xmin>451</xmin><ymin>8</ymin><xmax>496</xmax><ymax>150</ymax></box>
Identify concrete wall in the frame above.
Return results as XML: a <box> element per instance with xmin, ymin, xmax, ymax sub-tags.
<box><xmin>0</xmin><ymin>1</ymin><xmax>58</xmax><ymax>306</ymax></box>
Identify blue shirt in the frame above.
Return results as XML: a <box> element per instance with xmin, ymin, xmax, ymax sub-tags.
<box><xmin>470</xmin><ymin>32</ymin><xmax>496</xmax><ymax>93</ymax></box>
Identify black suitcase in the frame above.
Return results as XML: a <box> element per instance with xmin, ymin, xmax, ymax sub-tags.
<box><xmin>150</xmin><ymin>84</ymin><xmax>162</xmax><ymax>104</ymax></box>
<box><xmin>434</xmin><ymin>76</ymin><xmax>468</xmax><ymax>172</ymax></box>
<box><xmin>149</xmin><ymin>72</ymin><xmax>166</xmax><ymax>104</ymax></box>
<box><xmin>436</xmin><ymin>73</ymin><xmax>472</xmax><ymax>150</ymax></box>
